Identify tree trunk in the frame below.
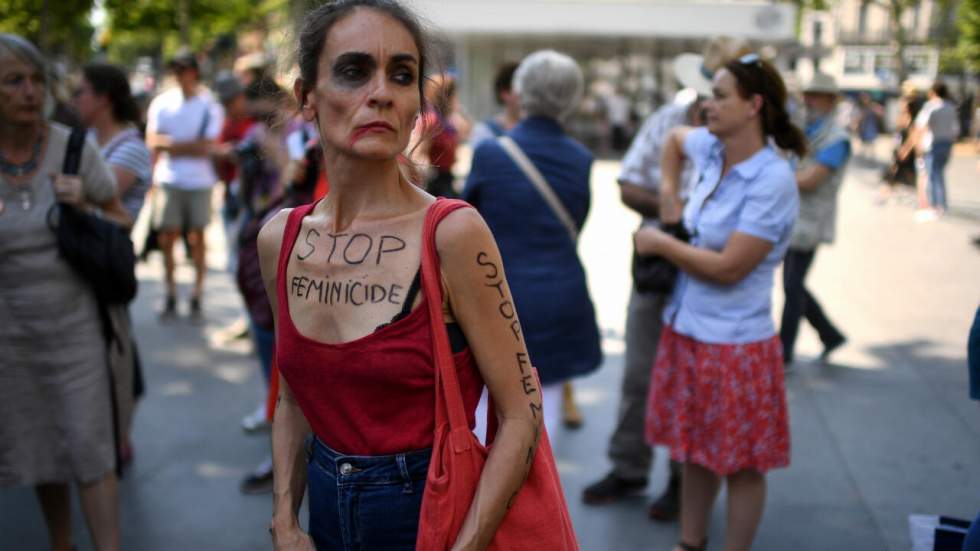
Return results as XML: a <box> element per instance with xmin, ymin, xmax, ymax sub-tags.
<box><xmin>890</xmin><ymin>0</ymin><xmax>910</xmax><ymax>88</ymax></box>
<box><xmin>178</xmin><ymin>0</ymin><xmax>190</xmax><ymax>47</ymax></box>
<box><xmin>39</xmin><ymin>0</ymin><xmax>50</xmax><ymax>54</ymax></box>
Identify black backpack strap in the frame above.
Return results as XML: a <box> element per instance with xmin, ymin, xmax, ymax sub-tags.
<box><xmin>197</xmin><ymin>104</ymin><xmax>211</xmax><ymax>139</ymax></box>
<box><xmin>63</xmin><ymin>127</ymin><xmax>87</xmax><ymax>176</ymax></box>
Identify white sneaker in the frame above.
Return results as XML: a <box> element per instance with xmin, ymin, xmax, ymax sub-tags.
<box><xmin>914</xmin><ymin>209</ymin><xmax>938</xmax><ymax>223</ymax></box>
<box><xmin>241</xmin><ymin>403</ymin><xmax>270</xmax><ymax>434</ymax></box>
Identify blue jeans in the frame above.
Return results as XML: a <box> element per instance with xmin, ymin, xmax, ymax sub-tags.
<box><xmin>249</xmin><ymin>319</ymin><xmax>274</xmax><ymax>383</ymax></box>
<box><xmin>925</xmin><ymin>141</ymin><xmax>953</xmax><ymax>210</ymax></box>
<box><xmin>965</xmin><ymin>510</ymin><xmax>980</xmax><ymax>551</ymax></box>
<box><xmin>307</xmin><ymin>437</ymin><xmax>431</xmax><ymax>551</ymax></box>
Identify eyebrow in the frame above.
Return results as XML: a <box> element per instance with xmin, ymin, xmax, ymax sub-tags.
<box><xmin>390</xmin><ymin>53</ymin><xmax>418</xmax><ymax>65</ymax></box>
<box><xmin>334</xmin><ymin>52</ymin><xmax>374</xmax><ymax>66</ymax></box>
<box><xmin>333</xmin><ymin>51</ymin><xmax>418</xmax><ymax>65</ymax></box>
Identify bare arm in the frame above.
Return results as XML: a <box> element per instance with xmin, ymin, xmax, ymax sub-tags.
<box><xmin>146</xmin><ymin>131</ymin><xmax>213</xmax><ymax>158</ymax></box>
<box><xmin>659</xmin><ymin>126</ymin><xmax>695</xmax><ymax>223</ymax></box>
<box><xmin>795</xmin><ymin>164</ymin><xmax>832</xmax><ymax>193</ymax></box>
<box><xmin>110</xmin><ymin>165</ymin><xmax>139</xmax><ymax>197</ymax></box>
<box><xmin>618</xmin><ymin>181</ymin><xmax>660</xmax><ymax>219</ymax></box>
<box><xmin>436</xmin><ymin>208</ymin><xmax>542</xmax><ymax>551</ymax></box>
<box><xmin>51</xmin><ymin>174</ymin><xmax>133</xmax><ymax>229</ymax></box>
<box><xmin>634</xmin><ymin>228</ymin><xmax>773</xmax><ymax>286</ymax></box>
<box><xmin>899</xmin><ymin>125</ymin><xmax>924</xmax><ymax>159</ymax></box>
<box><xmin>97</xmin><ymin>196</ymin><xmax>133</xmax><ymax>229</ymax></box>
<box><xmin>259</xmin><ymin>210</ymin><xmax>316</xmax><ymax>551</ymax></box>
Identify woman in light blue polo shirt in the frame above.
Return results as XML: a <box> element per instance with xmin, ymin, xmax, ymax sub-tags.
<box><xmin>634</xmin><ymin>54</ymin><xmax>804</xmax><ymax>551</ymax></box>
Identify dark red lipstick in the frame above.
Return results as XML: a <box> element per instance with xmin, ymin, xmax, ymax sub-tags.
<box><xmin>349</xmin><ymin>121</ymin><xmax>395</xmax><ymax>146</ymax></box>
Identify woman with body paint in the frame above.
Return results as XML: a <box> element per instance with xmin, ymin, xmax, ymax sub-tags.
<box><xmin>258</xmin><ymin>2</ymin><xmax>545</xmax><ymax>550</ymax></box>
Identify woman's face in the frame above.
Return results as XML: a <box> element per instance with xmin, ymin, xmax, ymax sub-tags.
<box><xmin>704</xmin><ymin>68</ymin><xmax>759</xmax><ymax>139</ymax></box>
<box><xmin>302</xmin><ymin>8</ymin><xmax>421</xmax><ymax>161</ymax></box>
<box><xmin>72</xmin><ymin>78</ymin><xmax>105</xmax><ymax>126</ymax></box>
<box><xmin>0</xmin><ymin>56</ymin><xmax>45</xmax><ymax>127</ymax></box>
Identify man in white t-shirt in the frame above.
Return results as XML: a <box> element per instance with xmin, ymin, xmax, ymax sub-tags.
<box><xmin>904</xmin><ymin>81</ymin><xmax>959</xmax><ymax>217</ymax></box>
<box><xmin>146</xmin><ymin>53</ymin><xmax>225</xmax><ymax>319</ymax></box>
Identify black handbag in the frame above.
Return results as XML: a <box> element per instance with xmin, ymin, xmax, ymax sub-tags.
<box><xmin>47</xmin><ymin>127</ymin><xmax>138</xmax><ymax>304</ymax></box>
<box><xmin>631</xmin><ymin>222</ymin><xmax>690</xmax><ymax>295</ymax></box>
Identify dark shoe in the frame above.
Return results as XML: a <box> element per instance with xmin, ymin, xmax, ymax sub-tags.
<box><xmin>159</xmin><ymin>295</ymin><xmax>177</xmax><ymax>320</ymax></box>
<box><xmin>582</xmin><ymin>473</ymin><xmax>647</xmax><ymax>504</ymax></box>
<box><xmin>819</xmin><ymin>335</ymin><xmax>846</xmax><ymax>363</ymax></box>
<box><xmin>240</xmin><ymin>461</ymin><xmax>273</xmax><ymax>495</ymax></box>
<box><xmin>189</xmin><ymin>296</ymin><xmax>203</xmax><ymax>322</ymax></box>
<box><xmin>648</xmin><ymin>475</ymin><xmax>680</xmax><ymax>522</ymax></box>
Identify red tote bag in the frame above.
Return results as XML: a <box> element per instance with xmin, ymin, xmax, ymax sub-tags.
<box><xmin>415</xmin><ymin>199</ymin><xmax>579</xmax><ymax>551</ymax></box>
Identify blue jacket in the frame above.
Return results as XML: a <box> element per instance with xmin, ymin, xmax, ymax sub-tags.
<box><xmin>463</xmin><ymin>116</ymin><xmax>602</xmax><ymax>385</ymax></box>
<box><xmin>970</xmin><ymin>305</ymin><xmax>980</xmax><ymax>401</ymax></box>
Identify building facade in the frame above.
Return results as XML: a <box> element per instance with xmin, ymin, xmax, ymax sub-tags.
<box><xmin>797</xmin><ymin>0</ymin><xmax>943</xmax><ymax>94</ymax></box>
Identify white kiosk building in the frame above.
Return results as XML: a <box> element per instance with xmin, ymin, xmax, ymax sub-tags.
<box><xmin>410</xmin><ymin>0</ymin><xmax>799</xmax><ymax>128</ymax></box>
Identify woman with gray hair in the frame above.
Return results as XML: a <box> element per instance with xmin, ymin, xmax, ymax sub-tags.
<box><xmin>463</xmin><ymin>49</ymin><xmax>602</xmax><ymax>439</ymax></box>
<box><xmin>0</xmin><ymin>33</ymin><xmax>128</xmax><ymax>551</ymax></box>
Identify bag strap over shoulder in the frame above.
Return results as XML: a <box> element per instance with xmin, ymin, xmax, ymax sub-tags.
<box><xmin>421</xmin><ymin>198</ymin><xmax>473</xmax><ymax>434</ymax></box>
<box><xmin>63</xmin><ymin>127</ymin><xmax>87</xmax><ymax>176</ymax></box>
<box><xmin>197</xmin><ymin>104</ymin><xmax>211</xmax><ymax>140</ymax></box>
<box><xmin>497</xmin><ymin>135</ymin><xmax>578</xmax><ymax>243</ymax></box>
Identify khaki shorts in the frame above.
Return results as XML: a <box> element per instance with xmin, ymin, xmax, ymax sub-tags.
<box><xmin>152</xmin><ymin>186</ymin><xmax>212</xmax><ymax>231</ymax></box>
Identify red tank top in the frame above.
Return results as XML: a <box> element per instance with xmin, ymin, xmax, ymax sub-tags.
<box><xmin>275</xmin><ymin>201</ymin><xmax>483</xmax><ymax>455</ymax></box>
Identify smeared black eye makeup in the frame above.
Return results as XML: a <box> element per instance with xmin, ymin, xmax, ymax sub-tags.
<box><xmin>389</xmin><ymin>54</ymin><xmax>418</xmax><ymax>87</ymax></box>
<box><xmin>332</xmin><ymin>52</ymin><xmax>375</xmax><ymax>87</ymax></box>
<box><xmin>330</xmin><ymin>51</ymin><xmax>419</xmax><ymax>88</ymax></box>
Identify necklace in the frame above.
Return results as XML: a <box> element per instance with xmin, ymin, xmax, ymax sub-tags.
<box><xmin>0</xmin><ymin>136</ymin><xmax>42</xmax><ymax>177</ymax></box>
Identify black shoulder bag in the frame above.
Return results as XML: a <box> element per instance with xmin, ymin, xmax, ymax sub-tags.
<box><xmin>47</xmin><ymin>128</ymin><xmax>138</xmax><ymax>304</ymax></box>
<box><xmin>631</xmin><ymin>222</ymin><xmax>690</xmax><ymax>295</ymax></box>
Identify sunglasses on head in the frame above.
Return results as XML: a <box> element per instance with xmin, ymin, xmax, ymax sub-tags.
<box><xmin>738</xmin><ymin>53</ymin><xmax>762</xmax><ymax>67</ymax></box>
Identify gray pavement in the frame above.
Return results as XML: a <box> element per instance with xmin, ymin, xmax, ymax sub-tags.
<box><xmin>2</xmin><ymin>151</ymin><xmax>979</xmax><ymax>551</ymax></box>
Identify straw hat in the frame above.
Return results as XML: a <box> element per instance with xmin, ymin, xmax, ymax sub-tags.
<box><xmin>673</xmin><ymin>36</ymin><xmax>753</xmax><ymax>97</ymax></box>
<box><xmin>802</xmin><ymin>72</ymin><xmax>839</xmax><ymax>96</ymax></box>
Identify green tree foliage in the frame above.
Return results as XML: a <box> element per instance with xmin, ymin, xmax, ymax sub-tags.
<box><xmin>959</xmin><ymin>0</ymin><xmax>980</xmax><ymax>70</ymax></box>
<box><xmin>0</xmin><ymin>0</ymin><xmax>95</xmax><ymax>58</ymax></box>
<box><xmin>103</xmin><ymin>0</ymin><xmax>286</xmax><ymax>63</ymax></box>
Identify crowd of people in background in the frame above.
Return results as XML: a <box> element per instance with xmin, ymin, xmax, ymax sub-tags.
<box><xmin>1</xmin><ymin>0</ymin><xmax>978</xmax><ymax>547</ymax></box>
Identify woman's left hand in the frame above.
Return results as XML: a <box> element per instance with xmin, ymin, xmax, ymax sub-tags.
<box><xmin>634</xmin><ymin>226</ymin><xmax>670</xmax><ymax>256</ymax></box>
<box><xmin>51</xmin><ymin>174</ymin><xmax>85</xmax><ymax>206</ymax></box>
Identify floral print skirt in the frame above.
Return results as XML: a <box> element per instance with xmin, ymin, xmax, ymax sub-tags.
<box><xmin>645</xmin><ymin>324</ymin><xmax>790</xmax><ymax>476</ymax></box>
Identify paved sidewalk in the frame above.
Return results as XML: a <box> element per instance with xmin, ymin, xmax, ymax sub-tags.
<box><xmin>1</xmin><ymin>154</ymin><xmax>978</xmax><ymax>550</ymax></box>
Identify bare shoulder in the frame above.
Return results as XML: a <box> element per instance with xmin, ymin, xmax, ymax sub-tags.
<box><xmin>434</xmin><ymin>205</ymin><xmax>494</xmax><ymax>258</ymax></box>
<box><xmin>258</xmin><ymin>208</ymin><xmax>293</xmax><ymax>261</ymax></box>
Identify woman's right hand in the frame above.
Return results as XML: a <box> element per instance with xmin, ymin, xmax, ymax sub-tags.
<box><xmin>271</xmin><ymin>523</ymin><xmax>315</xmax><ymax>551</ymax></box>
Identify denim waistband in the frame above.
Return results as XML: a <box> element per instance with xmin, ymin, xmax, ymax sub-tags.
<box><xmin>308</xmin><ymin>437</ymin><xmax>432</xmax><ymax>486</ymax></box>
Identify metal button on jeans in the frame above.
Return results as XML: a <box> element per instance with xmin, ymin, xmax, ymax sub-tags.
<box><xmin>339</xmin><ymin>462</ymin><xmax>354</xmax><ymax>475</ymax></box>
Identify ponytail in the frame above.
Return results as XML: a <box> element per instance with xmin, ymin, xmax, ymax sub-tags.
<box><xmin>769</xmin><ymin>103</ymin><xmax>807</xmax><ymax>157</ymax></box>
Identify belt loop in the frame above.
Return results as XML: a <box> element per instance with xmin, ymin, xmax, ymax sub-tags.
<box><xmin>397</xmin><ymin>454</ymin><xmax>412</xmax><ymax>494</ymax></box>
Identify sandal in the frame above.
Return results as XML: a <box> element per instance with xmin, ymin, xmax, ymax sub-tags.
<box><xmin>561</xmin><ymin>382</ymin><xmax>583</xmax><ymax>429</ymax></box>
<box><xmin>677</xmin><ymin>539</ymin><xmax>707</xmax><ymax>551</ymax></box>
